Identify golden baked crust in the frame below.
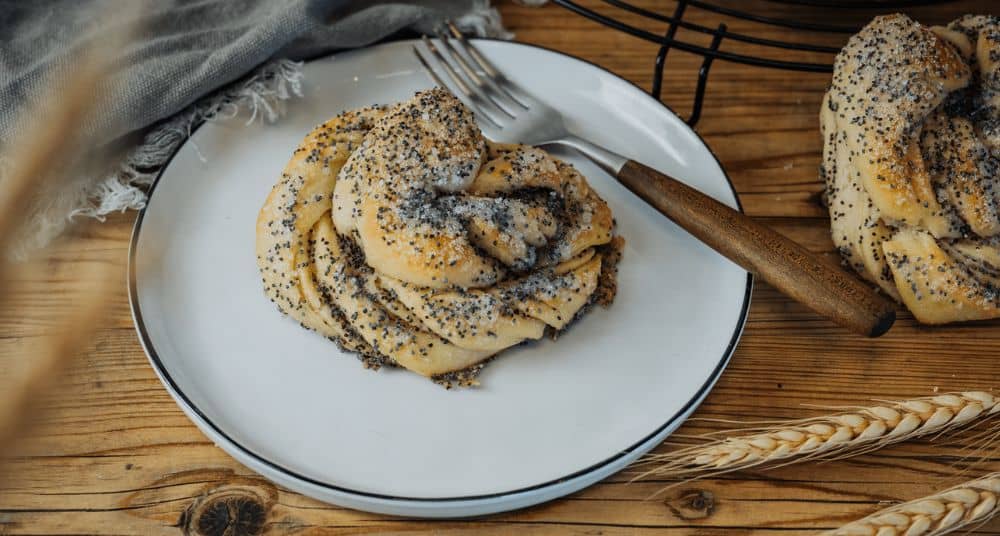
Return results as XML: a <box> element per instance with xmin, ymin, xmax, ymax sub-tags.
<box><xmin>257</xmin><ymin>89</ymin><xmax>621</xmax><ymax>381</ymax></box>
<box><xmin>883</xmin><ymin>228</ymin><xmax>1000</xmax><ymax>324</ymax></box>
<box><xmin>822</xmin><ymin>14</ymin><xmax>1000</xmax><ymax>323</ymax></box>
<box><xmin>255</xmin><ymin>107</ymin><xmax>384</xmax><ymax>362</ymax></box>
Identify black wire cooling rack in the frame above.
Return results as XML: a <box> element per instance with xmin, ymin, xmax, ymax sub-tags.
<box><xmin>552</xmin><ymin>0</ymin><xmax>956</xmax><ymax>126</ymax></box>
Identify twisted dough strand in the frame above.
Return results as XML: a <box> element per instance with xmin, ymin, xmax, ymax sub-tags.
<box><xmin>821</xmin><ymin>14</ymin><xmax>1000</xmax><ymax>323</ymax></box>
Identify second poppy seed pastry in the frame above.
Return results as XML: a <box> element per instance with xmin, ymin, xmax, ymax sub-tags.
<box><xmin>821</xmin><ymin>14</ymin><xmax>1000</xmax><ymax>324</ymax></box>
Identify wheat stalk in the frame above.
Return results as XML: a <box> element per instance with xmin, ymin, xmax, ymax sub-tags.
<box><xmin>635</xmin><ymin>392</ymin><xmax>1000</xmax><ymax>482</ymax></box>
<box><xmin>0</xmin><ymin>3</ymin><xmax>140</xmax><ymax>457</ymax></box>
<box><xmin>824</xmin><ymin>472</ymin><xmax>1000</xmax><ymax>536</ymax></box>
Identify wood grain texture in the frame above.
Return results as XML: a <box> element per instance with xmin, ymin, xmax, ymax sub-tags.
<box><xmin>3</xmin><ymin>1</ymin><xmax>1000</xmax><ymax>534</ymax></box>
<box><xmin>616</xmin><ymin>160</ymin><xmax>896</xmax><ymax>337</ymax></box>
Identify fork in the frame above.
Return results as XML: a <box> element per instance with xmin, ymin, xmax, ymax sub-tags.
<box><xmin>414</xmin><ymin>23</ymin><xmax>896</xmax><ymax>337</ymax></box>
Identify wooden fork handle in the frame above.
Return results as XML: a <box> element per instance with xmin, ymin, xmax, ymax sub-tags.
<box><xmin>616</xmin><ymin>160</ymin><xmax>896</xmax><ymax>337</ymax></box>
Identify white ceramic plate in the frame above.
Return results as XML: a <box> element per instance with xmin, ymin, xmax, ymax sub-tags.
<box><xmin>129</xmin><ymin>39</ymin><xmax>751</xmax><ymax>518</ymax></box>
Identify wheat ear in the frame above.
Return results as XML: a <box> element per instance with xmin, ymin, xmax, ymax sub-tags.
<box><xmin>0</xmin><ymin>3</ymin><xmax>140</xmax><ymax>456</ymax></box>
<box><xmin>635</xmin><ymin>392</ymin><xmax>1000</xmax><ymax>481</ymax></box>
<box><xmin>824</xmin><ymin>472</ymin><xmax>1000</xmax><ymax>536</ymax></box>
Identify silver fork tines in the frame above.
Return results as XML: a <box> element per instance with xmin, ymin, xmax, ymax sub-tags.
<box><xmin>417</xmin><ymin>35</ymin><xmax>504</xmax><ymax>128</ymax></box>
<box><xmin>435</xmin><ymin>31</ymin><xmax>518</xmax><ymax>119</ymax></box>
<box><xmin>413</xmin><ymin>21</ymin><xmax>627</xmax><ymax>174</ymax></box>
<box><xmin>443</xmin><ymin>22</ymin><xmax>529</xmax><ymax>110</ymax></box>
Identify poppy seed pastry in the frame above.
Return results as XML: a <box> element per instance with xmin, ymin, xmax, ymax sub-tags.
<box><xmin>821</xmin><ymin>14</ymin><xmax>1000</xmax><ymax>324</ymax></box>
<box><xmin>256</xmin><ymin>88</ymin><xmax>622</xmax><ymax>385</ymax></box>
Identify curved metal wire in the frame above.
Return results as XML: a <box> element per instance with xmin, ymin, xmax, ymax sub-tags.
<box><xmin>552</xmin><ymin>0</ymin><xmax>954</xmax><ymax>125</ymax></box>
<box><xmin>604</xmin><ymin>0</ymin><xmax>841</xmax><ymax>52</ymax></box>
<box><xmin>555</xmin><ymin>0</ymin><xmax>834</xmax><ymax>72</ymax></box>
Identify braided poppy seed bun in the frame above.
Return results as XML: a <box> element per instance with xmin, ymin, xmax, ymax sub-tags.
<box><xmin>821</xmin><ymin>14</ymin><xmax>1000</xmax><ymax>324</ymax></box>
<box><xmin>256</xmin><ymin>89</ymin><xmax>621</xmax><ymax>385</ymax></box>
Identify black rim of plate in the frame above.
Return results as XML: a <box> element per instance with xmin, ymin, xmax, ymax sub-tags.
<box><xmin>128</xmin><ymin>38</ymin><xmax>754</xmax><ymax>505</ymax></box>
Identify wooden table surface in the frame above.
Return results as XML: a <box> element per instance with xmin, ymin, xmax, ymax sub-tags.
<box><xmin>4</xmin><ymin>1</ymin><xmax>1000</xmax><ymax>534</ymax></box>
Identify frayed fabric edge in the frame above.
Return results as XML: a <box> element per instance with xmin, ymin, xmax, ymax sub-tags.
<box><xmin>455</xmin><ymin>0</ymin><xmax>514</xmax><ymax>40</ymax></box>
<box><xmin>6</xmin><ymin>58</ymin><xmax>305</xmax><ymax>260</ymax></box>
<box><xmin>6</xmin><ymin>4</ymin><xmax>516</xmax><ymax>260</ymax></box>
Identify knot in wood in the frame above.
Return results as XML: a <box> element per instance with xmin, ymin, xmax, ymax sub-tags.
<box><xmin>181</xmin><ymin>487</ymin><xmax>272</xmax><ymax>536</ymax></box>
<box><xmin>121</xmin><ymin>469</ymin><xmax>279</xmax><ymax>533</ymax></box>
<box><xmin>196</xmin><ymin>495</ymin><xmax>265</xmax><ymax>536</ymax></box>
<box><xmin>665</xmin><ymin>489</ymin><xmax>716</xmax><ymax>521</ymax></box>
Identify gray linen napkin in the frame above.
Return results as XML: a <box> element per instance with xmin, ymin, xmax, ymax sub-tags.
<box><xmin>0</xmin><ymin>0</ymin><xmax>509</xmax><ymax>256</ymax></box>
